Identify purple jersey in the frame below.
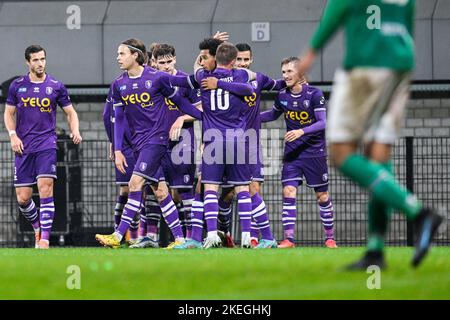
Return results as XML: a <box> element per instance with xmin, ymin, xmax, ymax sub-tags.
<box><xmin>166</xmin><ymin>69</ymin><xmax>201</xmax><ymax>150</ymax></box>
<box><xmin>244</xmin><ymin>72</ymin><xmax>282</xmax><ymax>133</ymax></box>
<box><xmin>111</xmin><ymin>66</ymin><xmax>178</xmax><ymax>152</ymax></box>
<box><xmin>189</xmin><ymin>67</ymin><xmax>251</xmax><ymax>140</ymax></box>
<box><xmin>103</xmin><ymin>84</ymin><xmax>133</xmax><ymax>150</ymax></box>
<box><xmin>274</xmin><ymin>84</ymin><xmax>327</xmax><ymax>159</ymax></box>
<box><xmin>6</xmin><ymin>74</ymin><xmax>72</xmax><ymax>154</ymax></box>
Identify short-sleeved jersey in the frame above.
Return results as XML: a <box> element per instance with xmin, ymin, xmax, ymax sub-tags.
<box><xmin>188</xmin><ymin>67</ymin><xmax>251</xmax><ymax>140</ymax></box>
<box><xmin>6</xmin><ymin>74</ymin><xmax>72</xmax><ymax>154</ymax></box>
<box><xmin>165</xmin><ymin>69</ymin><xmax>201</xmax><ymax>150</ymax></box>
<box><xmin>103</xmin><ymin>85</ymin><xmax>133</xmax><ymax>151</ymax></box>
<box><xmin>273</xmin><ymin>84</ymin><xmax>327</xmax><ymax>160</ymax></box>
<box><xmin>111</xmin><ymin>66</ymin><xmax>178</xmax><ymax>152</ymax></box>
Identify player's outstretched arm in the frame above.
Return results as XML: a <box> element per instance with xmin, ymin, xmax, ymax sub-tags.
<box><xmin>4</xmin><ymin>104</ymin><xmax>24</xmax><ymax>154</ymax></box>
<box><xmin>201</xmin><ymin>77</ymin><xmax>254</xmax><ymax>97</ymax></box>
<box><xmin>260</xmin><ymin>107</ymin><xmax>283</xmax><ymax>123</ymax></box>
<box><xmin>170</xmin><ymin>93</ymin><xmax>202</xmax><ymax>120</ymax></box>
<box><xmin>63</xmin><ymin>105</ymin><xmax>82</xmax><ymax>144</ymax></box>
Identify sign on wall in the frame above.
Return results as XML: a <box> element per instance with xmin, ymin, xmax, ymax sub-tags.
<box><xmin>251</xmin><ymin>22</ymin><xmax>270</xmax><ymax>42</ymax></box>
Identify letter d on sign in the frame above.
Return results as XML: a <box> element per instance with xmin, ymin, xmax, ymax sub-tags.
<box><xmin>66</xmin><ymin>265</ymin><xmax>81</xmax><ymax>290</ymax></box>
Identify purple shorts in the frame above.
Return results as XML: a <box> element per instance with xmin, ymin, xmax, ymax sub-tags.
<box><xmin>14</xmin><ymin>149</ymin><xmax>57</xmax><ymax>187</ymax></box>
<box><xmin>133</xmin><ymin>144</ymin><xmax>167</xmax><ymax>183</ymax></box>
<box><xmin>115</xmin><ymin>147</ymin><xmax>136</xmax><ymax>185</ymax></box>
<box><xmin>161</xmin><ymin>149</ymin><xmax>196</xmax><ymax>189</ymax></box>
<box><xmin>281</xmin><ymin>156</ymin><xmax>329</xmax><ymax>192</ymax></box>
<box><xmin>201</xmin><ymin>141</ymin><xmax>251</xmax><ymax>186</ymax></box>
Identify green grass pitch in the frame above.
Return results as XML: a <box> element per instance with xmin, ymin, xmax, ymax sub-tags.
<box><xmin>0</xmin><ymin>247</ymin><xmax>448</xmax><ymax>299</ymax></box>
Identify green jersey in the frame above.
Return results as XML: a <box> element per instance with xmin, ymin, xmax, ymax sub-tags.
<box><xmin>310</xmin><ymin>0</ymin><xmax>415</xmax><ymax>71</ymax></box>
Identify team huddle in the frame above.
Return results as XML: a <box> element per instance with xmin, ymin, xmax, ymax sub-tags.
<box><xmin>97</xmin><ymin>34</ymin><xmax>337</xmax><ymax>251</ymax></box>
<box><xmin>5</xmin><ymin>0</ymin><xmax>443</xmax><ymax>270</ymax></box>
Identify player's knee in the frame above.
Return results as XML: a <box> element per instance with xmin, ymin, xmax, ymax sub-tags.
<box><xmin>316</xmin><ymin>192</ymin><xmax>329</xmax><ymax>203</ymax></box>
<box><xmin>283</xmin><ymin>186</ymin><xmax>296</xmax><ymax>198</ymax></box>
<box><xmin>154</xmin><ymin>187</ymin><xmax>168</xmax><ymax>202</ymax></box>
<box><xmin>119</xmin><ymin>186</ymin><xmax>129</xmax><ymax>196</ymax></box>
<box><xmin>16</xmin><ymin>196</ymin><xmax>31</xmax><ymax>206</ymax></box>
<box><xmin>249</xmin><ymin>182</ymin><xmax>260</xmax><ymax>196</ymax></box>
<box><xmin>38</xmin><ymin>183</ymin><xmax>53</xmax><ymax>198</ymax></box>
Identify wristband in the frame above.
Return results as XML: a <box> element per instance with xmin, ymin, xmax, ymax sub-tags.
<box><xmin>8</xmin><ymin>130</ymin><xmax>16</xmax><ymax>137</ymax></box>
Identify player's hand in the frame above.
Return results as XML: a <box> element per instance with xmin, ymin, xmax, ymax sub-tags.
<box><xmin>109</xmin><ymin>143</ymin><xmax>115</xmax><ymax>161</ymax></box>
<box><xmin>285</xmin><ymin>129</ymin><xmax>304</xmax><ymax>142</ymax></box>
<box><xmin>297</xmin><ymin>49</ymin><xmax>317</xmax><ymax>76</ymax></box>
<box><xmin>170</xmin><ymin>117</ymin><xmax>185</xmax><ymax>141</ymax></box>
<box><xmin>10</xmin><ymin>134</ymin><xmax>24</xmax><ymax>155</ymax></box>
<box><xmin>213</xmin><ymin>31</ymin><xmax>229</xmax><ymax>41</ymax></box>
<box><xmin>201</xmin><ymin>77</ymin><xmax>218</xmax><ymax>90</ymax></box>
<box><xmin>114</xmin><ymin>150</ymin><xmax>128</xmax><ymax>174</ymax></box>
<box><xmin>70</xmin><ymin>131</ymin><xmax>82</xmax><ymax>144</ymax></box>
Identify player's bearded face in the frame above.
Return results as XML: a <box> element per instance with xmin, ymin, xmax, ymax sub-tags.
<box><xmin>27</xmin><ymin>51</ymin><xmax>46</xmax><ymax>77</ymax></box>
<box><xmin>199</xmin><ymin>49</ymin><xmax>215</xmax><ymax>71</ymax></box>
<box><xmin>235</xmin><ymin>51</ymin><xmax>253</xmax><ymax>69</ymax></box>
<box><xmin>117</xmin><ymin>45</ymin><xmax>137</xmax><ymax>70</ymax></box>
<box><xmin>282</xmin><ymin>62</ymin><xmax>300</xmax><ymax>88</ymax></box>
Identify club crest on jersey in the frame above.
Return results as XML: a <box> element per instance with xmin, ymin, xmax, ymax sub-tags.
<box><xmin>18</xmin><ymin>87</ymin><xmax>27</xmax><ymax>93</ymax></box>
<box><xmin>139</xmin><ymin>162</ymin><xmax>147</xmax><ymax>171</ymax></box>
<box><xmin>45</xmin><ymin>87</ymin><xmax>53</xmax><ymax>95</ymax></box>
<box><xmin>184</xmin><ymin>175</ymin><xmax>190</xmax><ymax>184</ymax></box>
<box><xmin>119</xmin><ymin>85</ymin><xmax>127</xmax><ymax>91</ymax></box>
<box><xmin>145</xmin><ymin>80</ymin><xmax>152</xmax><ymax>89</ymax></box>
<box><xmin>251</xmin><ymin>81</ymin><xmax>258</xmax><ymax>89</ymax></box>
<box><xmin>303</xmin><ymin>100</ymin><xmax>310</xmax><ymax>108</ymax></box>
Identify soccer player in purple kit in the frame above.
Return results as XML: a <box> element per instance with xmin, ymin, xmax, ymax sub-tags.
<box><xmin>4</xmin><ymin>45</ymin><xmax>82</xmax><ymax>249</ymax></box>
<box><xmin>95</xmin><ymin>38</ymin><xmax>202</xmax><ymax>249</ymax></box>
<box><xmin>213</xmin><ymin>42</ymin><xmax>285</xmax><ymax>249</ymax></box>
<box><xmin>102</xmin><ymin>84</ymin><xmax>144</xmax><ymax>247</ymax></box>
<box><xmin>261</xmin><ymin>57</ymin><xmax>337</xmax><ymax>249</ymax></box>
<box><xmin>170</xmin><ymin>42</ymin><xmax>257</xmax><ymax>248</ymax></box>
<box><xmin>136</xmin><ymin>43</ymin><xmax>201</xmax><ymax>247</ymax></box>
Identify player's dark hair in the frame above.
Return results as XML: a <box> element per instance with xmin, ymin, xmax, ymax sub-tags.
<box><xmin>121</xmin><ymin>38</ymin><xmax>147</xmax><ymax>65</ymax></box>
<box><xmin>281</xmin><ymin>56</ymin><xmax>299</xmax><ymax>67</ymax></box>
<box><xmin>236</xmin><ymin>43</ymin><xmax>252</xmax><ymax>56</ymax></box>
<box><xmin>25</xmin><ymin>45</ymin><xmax>46</xmax><ymax>61</ymax></box>
<box><xmin>198</xmin><ymin>38</ymin><xmax>224</xmax><ymax>57</ymax></box>
<box><xmin>215</xmin><ymin>43</ymin><xmax>238</xmax><ymax>66</ymax></box>
<box><xmin>153</xmin><ymin>43</ymin><xmax>176</xmax><ymax>60</ymax></box>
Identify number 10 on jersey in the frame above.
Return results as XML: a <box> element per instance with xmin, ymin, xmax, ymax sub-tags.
<box><xmin>210</xmin><ymin>88</ymin><xmax>230</xmax><ymax>111</ymax></box>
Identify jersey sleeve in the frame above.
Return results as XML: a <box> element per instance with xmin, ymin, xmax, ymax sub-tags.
<box><xmin>158</xmin><ymin>72</ymin><xmax>178</xmax><ymax>99</ymax></box>
<box><xmin>57</xmin><ymin>83</ymin><xmax>72</xmax><ymax>108</ymax></box>
<box><xmin>111</xmin><ymin>81</ymin><xmax>123</xmax><ymax>108</ymax></box>
<box><xmin>310</xmin><ymin>0</ymin><xmax>349</xmax><ymax>51</ymax></box>
<box><xmin>273</xmin><ymin>93</ymin><xmax>284</xmax><ymax>112</ymax></box>
<box><xmin>311</xmin><ymin>89</ymin><xmax>326</xmax><ymax>112</ymax></box>
<box><xmin>103</xmin><ymin>85</ymin><xmax>114</xmax><ymax>143</ymax></box>
<box><xmin>5</xmin><ymin>80</ymin><xmax>18</xmax><ymax>106</ymax></box>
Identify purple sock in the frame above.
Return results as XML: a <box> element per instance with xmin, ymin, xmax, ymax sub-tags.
<box><xmin>19</xmin><ymin>199</ymin><xmax>40</xmax><ymax>231</ymax></box>
<box><xmin>129</xmin><ymin>205</ymin><xmax>141</xmax><ymax>241</ymax></box>
<box><xmin>160</xmin><ymin>194</ymin><xmax>184</xmax><ymax>239</ymax></box>
<box><xmin>204</xmin><ymin>190</ymin><xmax>219</xmax><ymax>233</ymax></box>
<box><xmin>250</xmin><ymin>220</ymin><xmax>259</xmax><ymax>239</ymax></box>
<box><xmin>145</xmin><ymin>193</ymin><xmax>160</xmax><ymax>236</ymax></box>
<box><xmin>114</xmin><ymin>195</ymin><xmax>128</xmax><ymax>229</ymax></box>
<box><xmin>218</xmin><ymin>198</ymin><xmax>232</xmax><ymax>233</ymax></box>
<box><xmin>282</xmin><ymin>197</ymin><xmax>296</xmax><ymax>242</ymax></box>
<box><xmin>180</xmin><ymin>190</ymin><xmax>194</xmax><ymax>239</ymax></box>
<box><xmin>177</xmin><ymin>202</ymin><xmax>186</xmax><ymax>236</ymax></box>
<box><xmin>237</xmin><ymin>191</ymin><xmax>252</xmax><ymax>233</ymax></box>
<box><xmin>251</xmin><ymin>193</ymin><xmax>274</xmax><ymax>240</ymax></box>
<box><xmin>39</xmin><ymin>197</ymin><xmax>55</xmax><ymax>241</ymax></box>
<box><xmin>116</xmin><ymin>191</ymin><xmax>142</xmax><ymax>237</ymax></box>
<box><xmin>190</xmin><ymin>192</ymin><xmax>204</xmax><ymax>242</ymax></box>
<box><xmin>319</xmin><ymin>199</ymin><xmax>335</xmax><ymax>240</ymax></box>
